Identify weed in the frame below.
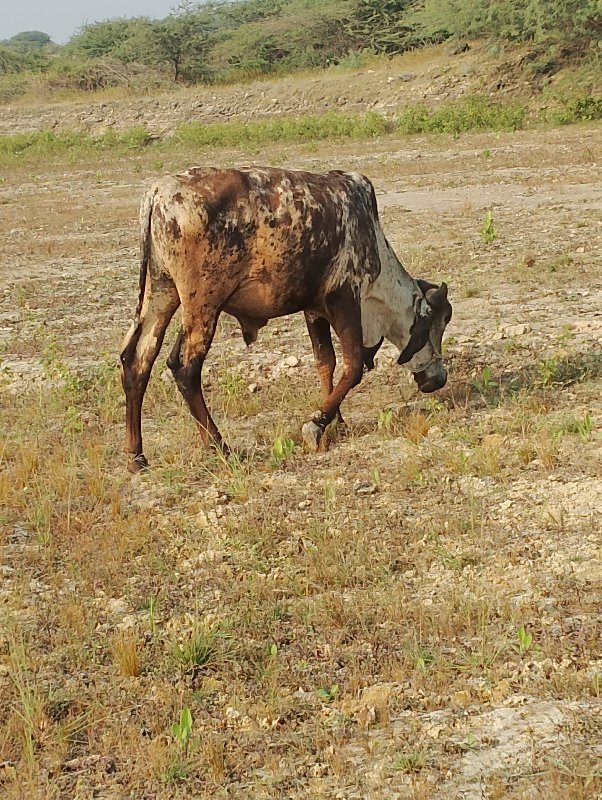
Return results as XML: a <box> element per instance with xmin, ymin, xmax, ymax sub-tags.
<box><xmin>162</xmin><ymin>762</ymin><xmax>189</xmax><ymax>782</ymax></box>
<box><xmin>9</xmin><ymin>636</ymin><xmax>44</xmax><ymax>768</ymax></box>
<box><xmin>111</xmin><ymin>631</ymin><xmax>141</xmax><ymax>677</ymax></box>
<box><xmin>456</xmin><ymin>733</ymin><xmax>478</xmax><ymax>751</ymax></box>
<box><xmin>555</xmin><ymin>413</ymin><xmax>594</xmax><ymax>441</ymax></box>
<box><xmin>410</xmin><ymin>645</ymin><xmax>435</xmax><ymax>672</ymax></box>
<box><xmin>169</xmin><ymin>626</ymin><xmax>228</xmax><ymax>673</ymax></box>
<box><xmin>377</xmin><ymin>408</ymin><xmax>395</xmax><ymax>432</ymax></box>
<box><xmin>393</xmin><ymin>752</ymin><xmax>427</xmax><ymax>773</ymax></box>
<box><xmin>171</xmin><ymin>707</ymin><xmax>193</xmax><ymax>755</ymax></box>
<box><xmin>175</xmin><ymin>110</ymin><xmax>388</xmax><ymax>150</ymax></box>
<box><xmin>316</xmin><ymin>684</ymin><xmax>339</xmax><ymax>702</ymax></box>
<box><xmin>218</xmin><ymin>369</ymin><xmax>247</xmax><ymax>399</ymax></box>
<box><xmin>536</xmin><ymin>355</ymin><xmax>561</xmax><ymax>387</ymax></box>
<box><xmin>323</xmin><ymin>479</ymin><xmax>337</xmax><ymax>505</ymax></box>
<box><xmin>206</xmin><ymin>734</ymin><xmax>226</xmax><ymax>780</ymax></box>
<box><xmin>14</xmin><ymin>285</ymin><xmax>27</xmax><ymax>307</ymax></box>
<box><xmin>398</xmin><ymin>96</ymin><xmax>526</xmax><ymax>136</ymax></box>
<box><xmin>471</xmin><ymin>366</ymin><xmax>497</xmax><ymax>396</ymax></box>
<box><xmin>272</xmin><ymin>435</ymin><xmax>296</xmax><ymax>464</ymax></box>
<box><xmin>403</xmin><ymin>411</ymin><xmax>431</xmax><ymax>442</ymax></box>
<box><xmin>515</xmin><ymin>626</ymin><xmax>534</xmax><ymax>655</ymax></box>
<box><xmin>63</xmin><ymin>405</ymin><xmax>83</xmax><ymax>435</ymax></box>
<box><xmin>145</xmin><ymin>595</ymin><xmax>158</xmax><ymax>637</ymax></box>
<box><xmin>545</xmin><ymin>94</ymin><xmax>602</xmax><ymax>125</ymax></box>
<box><xmin>480</xmin><ymin>209</ymin><xmax>497</xmax><ymax>244</ymax></box>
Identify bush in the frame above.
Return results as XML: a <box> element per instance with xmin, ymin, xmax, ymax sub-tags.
<box><xmin>175</xmin><ymin>110</ymin><xmax>389</xmax><ymax>148</ymax></box>
<box><xmin>398</xmin><ymin>96</ymin><xmax>527</xmax><ymax>135</ymax></box>
<box><xmin>545</xmin><ymin>94</ymin><xmax>602</xmax><ymax>125</ymax></box>
<box><xmin>0</xmin><ymin>126</ymin><xmax>157</xmax><ymax>163</ymax></box>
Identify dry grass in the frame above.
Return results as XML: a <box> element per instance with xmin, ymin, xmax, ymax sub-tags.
<box><xmin>0</xmin><ymin>120</ymin><xmax>601</xmax><ymax>799</ymax></box>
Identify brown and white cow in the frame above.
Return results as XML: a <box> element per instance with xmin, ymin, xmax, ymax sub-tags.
<box><xmin>120</xmin><ymin>167</ymin><xmax>452</xmax><ymax>472</ymax></box>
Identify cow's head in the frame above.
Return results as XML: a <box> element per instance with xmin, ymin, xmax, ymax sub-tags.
<box><xmin>398</xmin><ymin>280</ymin><xmax>452</xmax><ymax>392</ymax></box>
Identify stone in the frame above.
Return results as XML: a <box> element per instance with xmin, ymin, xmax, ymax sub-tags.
<box><xmin>446</xmin><ymin>41</ymin><xmax>470</xmax><ymax>56</ymax></box>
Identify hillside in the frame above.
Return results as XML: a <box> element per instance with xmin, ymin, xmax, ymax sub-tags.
<box><xmin>1</xmin><ymin>0</ymin><xmax>600</xmax><ymax>108</ymax></box>
<box><xmin>0</xmin><ymin>42</ymin><xmax>593</xmax><ymax>138</ymax></box>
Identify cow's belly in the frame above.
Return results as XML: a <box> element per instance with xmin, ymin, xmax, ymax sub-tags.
<box><xmin>224</xmin><ymin>274</ymin><xmax>311</xmax><ymax>320</ymax></box>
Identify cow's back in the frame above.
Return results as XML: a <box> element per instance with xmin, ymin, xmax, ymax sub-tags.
<box><xmin>147</xmin><ymin>167</ymin><xmax>382</xmax><ymax>318</ymax></box>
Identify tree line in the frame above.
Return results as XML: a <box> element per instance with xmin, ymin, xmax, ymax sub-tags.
<box><xmin>1</xmin><ymin>0</ymin><xmax>600</xmax><ymax>93</ymax></box>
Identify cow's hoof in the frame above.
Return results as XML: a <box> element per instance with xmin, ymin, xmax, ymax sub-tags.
<box><xmin>302</xmin><ymin>421</ymin><xmax>323</xmax><ymax>452</ymax></box>
<box><xmin>128</xmin><ymin>454</ymin><xmax>149</xmax><ymax>474</ymax></box>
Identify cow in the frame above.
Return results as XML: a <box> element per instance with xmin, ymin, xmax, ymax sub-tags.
<box><xmin>120</xmin><ymin>167</ymin><xmax>452</xmax><ymax>472</ymax></box>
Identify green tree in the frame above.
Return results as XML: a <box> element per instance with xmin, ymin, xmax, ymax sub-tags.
<box><xmin>9</xmin><ymin>30</ymin><xmax>52</xmax><ymax>49</ymax></box>
<box><xmin>154</xmin><ymin>3</ymin><xmax>214</xmax><ymax>81</ymax></box>
<box><xmin>68</xmin><ymin>18</ymin><xmax>139</xmax><ymax>59</ymax></box>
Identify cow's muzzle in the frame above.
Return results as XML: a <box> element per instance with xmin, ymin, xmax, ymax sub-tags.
<box><xmin>413</xmin><ymin>368</ymin><xmax>447</xmax><ymax>393</ymax></box>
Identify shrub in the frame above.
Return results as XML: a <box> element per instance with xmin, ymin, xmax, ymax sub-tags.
<box><xmin>545</xmin><ymin>94</ymin><xmax>602</xmax><ymax>125</ymax></box>
<box><xmin>398</xmin><ymin>96</ymin><xmax>527</xmax><ymax>135</ymax></box>
<box><xmin>175</xmin><ymin>110</ymin><xmax>388</xmax><ymax>148</ymax></box>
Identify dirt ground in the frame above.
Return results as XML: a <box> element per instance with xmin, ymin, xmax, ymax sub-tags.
<box><xmin>1</xmin><ymin>121</ymin><xmax>601</xmax><ymax>799</ymax></box>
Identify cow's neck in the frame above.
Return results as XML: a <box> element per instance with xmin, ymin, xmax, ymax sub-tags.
<box><xmin>361</xmin><ymin>236</ymin><xmax>417</xmax><ymax>350</ymax></box>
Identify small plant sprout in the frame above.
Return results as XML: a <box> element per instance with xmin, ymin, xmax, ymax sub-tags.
<box><xmin>393</xmin><ymin>752</ymin><xmax>426</xmax><ymax>773</ymax></box>
<box><xmin>565</xmin><ymin>413</ymin><xmax>594</xmax><ymax>441</ymax></box>
<box><xmin>63</xmin><ymin>405</ymin><xmax>83</xmax><ymax>435</ymax></box>
<box><xmin>471</xmin><ymin>365</ymin><xmax>497</xmax><ymax>396</ymax></box>
<box><xmin>377</xmin><ymin>408</ymin><xmax>394</xmax><ymax>432</ymax></box>
<box><xmin>171</xmin><ymin>707</ymin><xmax>193</xmax><ymax>755</ymax></box>
<box><xmin>516</xmin><ymin>626</ymin><xmax>533</xmax><ymax>655</ymax></box>
<box><xmin>480</xmin><ymin>209</ymin><xmax>497</xmax><ymax>244</ymax></box>
<box><xmin>457</xmin><ymin>733</ymin><xmax>478</xmax><ymax>751</ymax></box>
<box><xmin>536</xmin><ymin>355</ymin><xmax>561</xmax><ymax>387</ymax></box>
<box><xmin>323</xmin><ymin>480</ymin><xmax>337</xmax><ymax>504</ymax></box>
<box><xmin>412</xmin><ymin>646</ymin><xmax>435</xmax><ymax>672</ymax></box>
<box><xmin>272</xmin><ymin>435</ymin><xmax>295</xmax><ymax>464</ymax></box>
<box><xmin>146</xmin><ymin>596</ymin><xmax>157</xmax><ymax>637</ymax></box>
<box><xmin>316</xmin><ymin>684</ymin><xmax>339</xmax><ymax>702</ymax></box>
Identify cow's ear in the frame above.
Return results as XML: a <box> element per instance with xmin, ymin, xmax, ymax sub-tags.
<box><xmin>417</xmin><ymin>279</ymin><xmax>438</xmax><ymax>296</ymax></box>
<box><xmin>425</xmin><ymin>282</ymin><xmax>448</xmax><ymax>309</ymax></box>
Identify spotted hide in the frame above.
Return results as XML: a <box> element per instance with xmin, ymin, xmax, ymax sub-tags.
<box><xmin>120</xmin><ymin>166</ymin><xmax>452</xmax><ymax>472</ymax></box>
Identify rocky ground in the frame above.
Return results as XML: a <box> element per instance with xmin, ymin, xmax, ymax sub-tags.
<box><xmin>0</xmin><ymin>96</ymin><xmax>601</xmax><ymax>799</ymax></box>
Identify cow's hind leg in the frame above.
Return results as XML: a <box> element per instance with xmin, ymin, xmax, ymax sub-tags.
<box><xmin>304</xmin><ymin>312</ymin><xmax>345</xmax><ymax>426</ymax></box>
<box><xmin>302</xmin><ymin>287</ymin><xmax>363</xmax><ymax>452</ymax></box>
<box><xmin>167</xmin><ymin>309</ymin><xmax>225</xmax><ymax>450</ymax></box>
<box><xmin>120</xmin><ymin>284</ymin><xmax>180</xmax><ymax>472</ymax></box>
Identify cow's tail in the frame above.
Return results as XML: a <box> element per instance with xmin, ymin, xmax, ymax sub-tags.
<box><xmin>134</xmin><ymin>187</ymin><xmax>155</xmax><ymax>322</ymax></box>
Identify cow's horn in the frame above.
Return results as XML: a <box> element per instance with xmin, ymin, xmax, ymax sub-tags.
<box><xmin>425</xmin><ymin>282</ymin><xmax>448</xmax><ymax>308</ymax></box>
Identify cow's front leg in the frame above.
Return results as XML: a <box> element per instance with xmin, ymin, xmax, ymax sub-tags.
<box><xmin>302</xmin><ymin>289</ymin><xmax>363</xmax><ymax>452</ymax></box>
<box><xmin>168</xmin><ymin>312</ymin><xmax>225</xmax><ymax>451</ymax></box>
<box><xmin>304</xmin><ymin>312</ymin><xmax>345</xmax><ymax>426</ymax></box>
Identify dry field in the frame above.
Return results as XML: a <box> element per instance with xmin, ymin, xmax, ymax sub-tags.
<box><xmin>1</xmin><ymin>122</ymin><xmax>601</xmax><ymax>799</ymax></box>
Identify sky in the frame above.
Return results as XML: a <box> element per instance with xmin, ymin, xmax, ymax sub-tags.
<box><xmin>1</xmin><ymin>0</ymin><xmax>181</xmax><ymax>45</ymax></box>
